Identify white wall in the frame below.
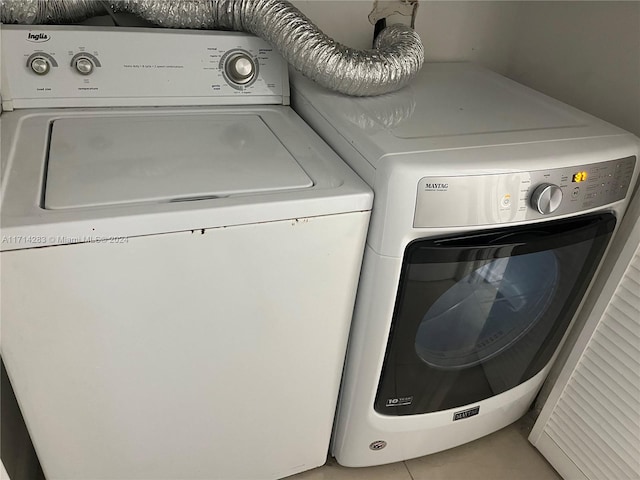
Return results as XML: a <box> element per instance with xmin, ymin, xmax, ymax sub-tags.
<box><xmin>291</xmin><ymin>1</ymin><xmax>639</xmax><ymax>137</ymax></box>
<box><xmin>290</xmin><ymin>1</ymin><xmax>374</xmax><ymax>49</ymax></box>
<box><xmin>290</xmin><ymin>1</ymin><xmax>519</xmax><ymax>72</ymax></box>
<box><xmin>506</xmin><ymin>1</ymin><xmax>640</xmax><ymax>137</ymax></box>
<box><xmin>416</xmin><ymin>1</ymin><xmax>518</xmax><ymax>74</ymax></box>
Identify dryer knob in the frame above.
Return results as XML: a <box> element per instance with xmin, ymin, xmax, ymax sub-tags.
<box><xmin>531</xmin><ymin>183</ymin><xmax>563</xmax><ymax>214</ymax></box>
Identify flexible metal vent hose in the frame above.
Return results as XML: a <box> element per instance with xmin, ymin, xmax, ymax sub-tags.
<box><xmin>1</xmin><ymin>0</ymin><xmax>424</xmax><ymax>96</ymax></box>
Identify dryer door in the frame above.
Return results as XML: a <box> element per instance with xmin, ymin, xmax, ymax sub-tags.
<box><xmin>374</xmin><ymin>213</ymin><xmax>616</xmax><ymax>416</ymax></box>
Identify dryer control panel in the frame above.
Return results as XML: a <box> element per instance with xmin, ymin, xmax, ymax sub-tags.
<box><xmin>1</xmin><ymin>25</ymin><xmax>289</xmax><ymax>109</ymax></box>
<box><xmin>414</xmin><ymin>156</ymin><xmax>636</xmax><ymax>228</ymax></box>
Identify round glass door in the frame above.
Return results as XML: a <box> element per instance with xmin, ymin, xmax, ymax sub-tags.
<box><xmin>415</xmin><ymin>250</ymin><xmax>559</xmax><ymax>369</ymax></box>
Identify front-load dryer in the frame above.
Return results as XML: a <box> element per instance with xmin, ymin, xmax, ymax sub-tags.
<box><xmin>291</xmin><ymin>62</ymin><xmax>640</xmax><ymax>466</ymax></box>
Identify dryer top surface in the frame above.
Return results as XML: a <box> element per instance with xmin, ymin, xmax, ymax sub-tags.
<box><xmin>291</xmin><ymin>62</ymin><xmax>633</xmax><ymax>171</ymax></box>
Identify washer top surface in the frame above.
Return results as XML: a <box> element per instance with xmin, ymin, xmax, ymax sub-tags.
<box><xmin>1</xmin><ymin>106</ymin><xmax>372</xmax><ymax>251</ymax></box>
<box><xmin>291</xmin><ymin>62</ymin><xmax>629</xmax><ymax>169</ymax></box>
<box><xmin>45</xmin><ymin>114</ymin><xmax>312</xmax><ymax>209</ymax></box>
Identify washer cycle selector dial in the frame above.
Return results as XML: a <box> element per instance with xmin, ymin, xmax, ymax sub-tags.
<box><xmin>531</xmin><ymin>183</ymin><xmax>563</xmax><ymax>214</ymax></box>
<box><xmin>225</xmin><ymin>52</ymin><xmax>256</xmax><ymax>85</ymax></box>
<box><xmin>30</xmin><ymin>56</ymin><xmax>51</xmax><ymax>75</ymax></box>
<box><xmin>74</xmin><ymin>56</ymin><xmax>94</xmax><ymax>75</ymax></box>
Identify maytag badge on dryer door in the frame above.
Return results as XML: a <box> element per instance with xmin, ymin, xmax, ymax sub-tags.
<box><xmin>453</xmin><ymin>406</ymin><xmax>480</xmax><ymax>421</ymax></box>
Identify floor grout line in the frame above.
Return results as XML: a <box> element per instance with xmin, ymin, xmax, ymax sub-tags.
<box><xmin>403</xmin><ymin>460</ymin><xmax>416</xmax><ymax>480</ymax></box>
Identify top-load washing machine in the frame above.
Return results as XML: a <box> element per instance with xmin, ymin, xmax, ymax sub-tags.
<box><xmin>291</xmin><ymin>62</ymin><xmax>640</xmax><ymax>466</ymax></box>
<box><xmin>0</xmin><ymin>25</ymin><xmax>373</xmax><ymax>479</ymax></box>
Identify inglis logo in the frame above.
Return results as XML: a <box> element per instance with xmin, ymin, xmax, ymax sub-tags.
<box><xmin>27</xmin><ymin>32</ymin><xmax>50</xmax><ymax>43</ymax></box>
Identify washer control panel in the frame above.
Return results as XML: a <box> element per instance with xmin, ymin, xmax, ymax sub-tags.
<box><xmin>414</xmin><ymin>156</ymin><xmax>636</xmax><ymax>227</ymax></box>
<box><xmin>1</xmin><ymin>25</ymin><xmax>288</xmax><ymax>109</ymax></box>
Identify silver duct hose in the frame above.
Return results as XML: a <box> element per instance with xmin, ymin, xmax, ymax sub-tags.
<box><xmin>344</xmin><ymin>88</ymin><xmax>417</xmax><ymax>132</ymax></box>
<box><xmin>1</xmin><ymin>0</ymin><xmax>424</xmax><ymax>96</ymax></box>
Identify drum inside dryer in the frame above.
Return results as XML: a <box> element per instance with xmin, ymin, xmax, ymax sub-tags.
<box><xmin>415</xmin><ymin>251</ymin><xmax>559</xmax><ymax>369</ymax></box>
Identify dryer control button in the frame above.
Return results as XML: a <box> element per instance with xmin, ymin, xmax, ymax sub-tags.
<box><xmin>531</xmin><ymin>183</ymin><xmax>563</xmax><ymax>214</ymax></box>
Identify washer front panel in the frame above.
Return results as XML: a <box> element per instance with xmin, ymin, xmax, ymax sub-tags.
<box><xmin>414</xmin><ymin>156</ymin><xmax>636</xmax><ymax>228</ymax></box>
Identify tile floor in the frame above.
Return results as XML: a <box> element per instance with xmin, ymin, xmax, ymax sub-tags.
<box><xmin>288</xmin><ymin>413</ymin><xmax>561</xmax><ymax>480</ymax></box>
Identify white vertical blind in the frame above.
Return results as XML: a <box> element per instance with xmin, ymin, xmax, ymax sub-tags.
<box><xmin>543</xmin><ymin>247</ymin><xmax>640</xmax><ymax>479</ymax></box>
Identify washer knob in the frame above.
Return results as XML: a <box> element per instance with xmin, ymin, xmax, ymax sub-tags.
<box><xmin>74</xmin><ymin>57</ymin><xmax>94</xmax><ymax>75</ymax></box>
<box><xmin>531</xmin><ymin>183</ymin><xmax>563</xmax><ymax>214</ymax></box>
<box><xmin>225</xmin><ymin>53</ymin><xmax>255</xmax><ymax>85</ymax></box>
<box><xmin>30</xmin><ymin>56</ymin><xmax>51</xmax><ymax>75</ymax></box>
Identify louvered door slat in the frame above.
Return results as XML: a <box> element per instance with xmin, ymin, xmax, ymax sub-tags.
<box><xmin>532</xmin><ymin>240</ymin><xmax>640</xmax><ymax>480</ymax></box>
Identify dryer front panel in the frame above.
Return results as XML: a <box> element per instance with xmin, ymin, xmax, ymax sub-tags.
<box><xmin>413</xmin><ymin>156</ymin><xmax>635</xmax><ymax>228</ymax></box>
<box><xmin>374</xmin><ymin>213</ymin><xmax>615</xmax><ymax>416</ymax></box>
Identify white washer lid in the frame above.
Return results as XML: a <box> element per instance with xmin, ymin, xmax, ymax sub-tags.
<box><xmin>44</xmin><ymin>114</ymin><xmax>313</xmax><ymax>209</ymax></box>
